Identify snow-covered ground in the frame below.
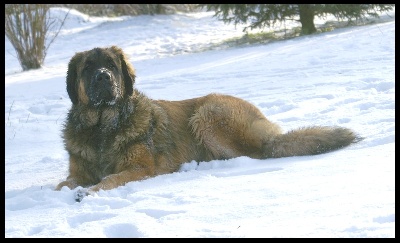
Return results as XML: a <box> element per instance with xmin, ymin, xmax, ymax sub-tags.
<box><xmin>5</xmin><ymin>8</ymin><xmax>395</xmax><ymax>238</ymax></box>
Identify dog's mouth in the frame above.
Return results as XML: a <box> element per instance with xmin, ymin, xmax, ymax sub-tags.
<box><xmin>89</xmin><ymin>86</ymin><xmax>120</xmax><ymax>107</ymax></box>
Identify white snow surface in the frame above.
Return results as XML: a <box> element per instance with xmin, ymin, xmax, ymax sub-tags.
<box><xmin>5</xmin><ymin>8</ymin><xmax>395</xmax><ymax>238</ymax></box>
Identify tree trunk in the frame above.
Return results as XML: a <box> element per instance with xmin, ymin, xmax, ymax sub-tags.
<box><xmin>298</xmin><ymin>4</ymin><xmax>317</xmax><ymax>35</ymax></box>
<box><xmin>19</xmin><ymin>53</ymin><xmax>42</xmax><ymax>71</ymax></box>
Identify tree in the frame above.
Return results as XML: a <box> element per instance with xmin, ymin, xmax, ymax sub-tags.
<box><xmin>5</xmin><ymin>4</ymin><xmax>69</xmax><ymax>71</ymax></box>
<box><xmin>200</xmin><ymin>4</ymin><xmax>395</xmax><ymax>35</ymax></box>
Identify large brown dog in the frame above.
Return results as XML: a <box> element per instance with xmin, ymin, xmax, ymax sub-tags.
<box><xmin>56</xmin><ymin>46</ymin><xmax>361</xmax><ymax>201</ymax></box>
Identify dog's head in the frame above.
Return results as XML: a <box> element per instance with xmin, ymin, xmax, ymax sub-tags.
<box><xmin>66</xmin><ymin>46</ymin><xmax>135</xmax><ymax>107</ymax></box>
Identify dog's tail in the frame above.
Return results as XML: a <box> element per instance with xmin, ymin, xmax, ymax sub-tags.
<box><xmin>264</xmin><ymin>126</ymin><xmax>362</xmax><ymax>158</ymax></box>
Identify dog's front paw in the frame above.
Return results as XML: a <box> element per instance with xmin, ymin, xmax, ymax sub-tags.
<box><xmin>55</xmin><ymin>179</ymin><xmax>78</xmax><ymax>191</ymax></box>
<box><xmin>74</xmin><ymin>188</ymin><xmax>89</xmax><ymax>202</ymax></box>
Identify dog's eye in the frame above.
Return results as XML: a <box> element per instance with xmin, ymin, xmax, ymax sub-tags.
<box><xmin>83</xmin><ymin>62</ymin><xmax>91</xmax><ymax>72</ymax></box>
<box><xmin>108</xmin><ymin>62</ymin><xmax>116</xmax><ymax>69</ymax></box>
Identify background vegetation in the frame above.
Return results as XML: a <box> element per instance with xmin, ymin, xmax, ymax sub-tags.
<box><xmin>5</xmin><ymin>4</ymin><xmax>394</xmax><ymax>71</ymax></box>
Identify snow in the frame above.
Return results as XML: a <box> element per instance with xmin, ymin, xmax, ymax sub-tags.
<box><xmin>5</xmin><ymin>7</ymin><xmax>395</xmax><ymax>238</ymax></box>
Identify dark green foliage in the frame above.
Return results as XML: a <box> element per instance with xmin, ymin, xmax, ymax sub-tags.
<box><xmin>200</xmin><ymin>4</ymin><xmax>395</xmax><ymax>35</ymax></box>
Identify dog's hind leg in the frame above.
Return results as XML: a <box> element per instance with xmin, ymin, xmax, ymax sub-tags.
<box><xmin>189</xmin><ymin>103</ymin><xmax>241</xmax><ymax>159</ymax></box>
<box><xmin>189</xmin><ymin>96</ymin><xmax>282</xmax><ymax>160</ymax></box>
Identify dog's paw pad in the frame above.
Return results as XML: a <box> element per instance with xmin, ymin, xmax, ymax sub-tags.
<box><xmin>75</xmin><ymin>188</ymin><xmax>89</xmax><ymax>202</ymax></box>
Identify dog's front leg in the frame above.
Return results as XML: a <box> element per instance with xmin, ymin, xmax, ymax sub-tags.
<box><xmin>75</xmin><ymin>143</ymin><xmax>156</xmax><ymax>202</ymax></box>
<box><xmin>75</xmin><ymin>169</ymin><xmax>154</xmax><ymax>202</ymax></box>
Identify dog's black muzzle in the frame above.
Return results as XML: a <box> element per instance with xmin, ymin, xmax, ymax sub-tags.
<box><xmin>89</xmin><ymin>68</ymin><xmax>117</xmax><ymax>106</ymax></box>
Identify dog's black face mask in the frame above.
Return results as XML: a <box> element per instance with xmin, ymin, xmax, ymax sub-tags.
<box><xmin>88</xmin><ymin>67</ymin><xmax>119</xmax><ymax>106</ymax></box>
<box><xmin>66</xmin><ymin>46</ymin><xmax>137</xmax><ymax>108</ymax></box>
<box><xmin>82</xmin><ymin>49</ymin><xmax>124</xmax><ymax>107</ymax></box>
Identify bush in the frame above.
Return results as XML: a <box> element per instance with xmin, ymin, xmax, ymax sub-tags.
<box><xmin>5</xmin><ymin>4</ymin><xmax>68</xmax><ymax>71</ymax></box>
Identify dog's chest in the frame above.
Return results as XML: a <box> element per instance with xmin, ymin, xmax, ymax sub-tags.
<box><xmin>85</xmin><ymin>128</ymin><xmax>120</xmax><ymax>171</ymax></box>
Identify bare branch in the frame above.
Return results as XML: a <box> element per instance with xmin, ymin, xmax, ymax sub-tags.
<box><xmin>5</xmin><ymin>4</ymin><xmax>69</xmax><ymax>71</ymax></box>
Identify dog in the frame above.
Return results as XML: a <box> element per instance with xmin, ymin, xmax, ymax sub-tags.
<box><xmin>55</xmin><ymin>46</ymin><xmax>361</xmax><ymax>201</ymax></box>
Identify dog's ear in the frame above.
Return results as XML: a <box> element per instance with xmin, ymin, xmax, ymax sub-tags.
<box><xmin>66</xmin><ymin>52</ymin><xmax>84</xmax><ymax>105</ymax></box>
<box><xmin>111</xmin><ymin>46</ymin><xmax>135</xmax><ymax>97</ymax></box>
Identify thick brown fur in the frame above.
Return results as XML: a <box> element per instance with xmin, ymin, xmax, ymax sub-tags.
<box><xmin>56</xmin><ymin>46</ymin><xmax>361</xmax><ymax>200</ymax></box>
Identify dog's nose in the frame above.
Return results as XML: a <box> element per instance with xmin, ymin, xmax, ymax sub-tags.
<box><xmin>95</xmin><ymin>69</ymin><xmax>111</xmax><ymax>83</ymax></box>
